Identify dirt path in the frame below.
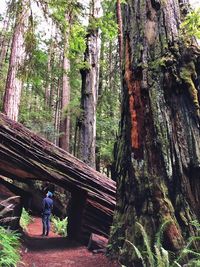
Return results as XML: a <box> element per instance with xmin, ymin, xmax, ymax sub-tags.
<box><xmin>18</xmin><ymin>217</ymin><xmax>120</xmax><ymax>267</ymax></box>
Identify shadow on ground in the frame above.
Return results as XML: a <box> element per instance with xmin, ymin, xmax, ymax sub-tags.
<box><xmin>21</xmin><ymin>232</ymin><xmax>81</xmax><ymax>250</ymax></box>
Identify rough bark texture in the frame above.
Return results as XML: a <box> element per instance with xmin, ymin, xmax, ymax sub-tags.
<box><xmin>45</xmin><ymin>24</ymin><xmax>54</xmax><ymax>108</ymax></box>
<box><xmin>0</xmin><ymin>113</ymin><xmax>116</xmax><ymax>243</ymax></box>
<box><xmin>59</xmin><ymin>12</ymin><xmax>71</xmax><ymax>152</ymax></box>
<box><xmin>87</xmin><ymin>233</ymin><xmax>108</xmax><ymax>251</ymax></box>
<box><xmin>108</xmin><ymin>0</ymin><xmax>200</xmax><ymax>265</ymax></box>
<box><xmin>116</xmin><ymin>0</ymin><xmax>123</xmax><ymax>69</ymax></box>
<box><xmin>3</xmin><ymin>0</ymin><xmax>29</xmax><ymax>121</ymax></box>
<box><xmin>79</xmin><ymin>0</ymin><xmax>103</xmax><ymax>168</ymax></box>
<box><xmin>0</xmin><ymin>183</ymin><xmax>22</xmax><ymax>230</ymax></box>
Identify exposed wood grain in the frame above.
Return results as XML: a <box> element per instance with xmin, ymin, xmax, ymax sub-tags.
<box><xmin>0</xmin><ymin>113</ymin><xmax>116</xmax><ymax>242</ymax></box>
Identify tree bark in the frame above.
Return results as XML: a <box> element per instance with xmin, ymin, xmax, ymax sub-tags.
<box><xmin>45</xmin><ymin>23</ymin><xmax>55</xmax><ymax>108</ymax></box>
<box><xmin>79</xmin><ymin>0</ymin><xmax>103</xmax><ymax>168</ymax></box>
<box><xmin>59</xmin><ymin>12</ymin><xmax>71</xmax><ymax>152</ymax></box>
<box><xmin>3</xmin><ymin>0</ymin><xmax>29</xmax><ymax>121</ymax></box>
<box><xmin>0</xmin><ymin>112</ymin><xmax>116</xmax><ymax>242</ymax></box>
<box><xmin>116</xmin><ymin>0</ymin><xmax>123</xmax><ymax>69</ymax></box>
<box><xmin>108</xmin><ymin>0</ymin><xmax>200</xmax><ymax>265</ymax></box>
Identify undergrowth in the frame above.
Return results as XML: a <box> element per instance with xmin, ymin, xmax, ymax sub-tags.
<box><xmin>0</xmin><ymin>196</ymin><xmax>22</xmax><ymax>267</ymax></box>
<box><xmin>20</xmin><ymin>207</ymin><xmax>33</xmax><ymax>230</ymax></box>
<box><xmin>51</xmin><ymin>216</ymin><xmax>68</xmax><ymax>237</ymax></box>
<box><xmin>0</xmin><ymin>226</ymin><xmax>21</xmax><ymax>267</ymax></box>
<box><xmin>123</xmin><ymin>220</ymin><xmax>200</xmax><ymax>267</ymax></box>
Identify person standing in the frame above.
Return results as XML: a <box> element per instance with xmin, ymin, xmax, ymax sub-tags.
<box><xmin>41</xmin><ymin>191</ymin><xmax>53</xmax><ymax>236</ymax></box>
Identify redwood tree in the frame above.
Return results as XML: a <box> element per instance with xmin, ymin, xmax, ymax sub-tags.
<box><xmin>79</xmin><ymin>0</ymin><xmax>103</xmax><ymax>168</ymax></box>
<box><xmin>109</xmin><ymin>0</ymin><xmax>200</xmax><ymax>265</ymax></box>
<box><xmin>59</xmin><ymin>10</ymin><xmax>72</xmax><ymax>152</ymax></box>
<box><xmin>3</xmin><ymin>0</ymin><xmax>29</xmax><ymax>121</ymax></box>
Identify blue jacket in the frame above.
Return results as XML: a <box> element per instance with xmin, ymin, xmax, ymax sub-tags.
<box><xmin>42</xmin><ymin>197</ymin><xmax>53</xmax><ymax>215</ymax></box>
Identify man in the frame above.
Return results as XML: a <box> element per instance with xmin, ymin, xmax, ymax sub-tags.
<box><xmin>41</xmin><ymin>191</ymin><xmax>53</xmax><ymax>236</ymax></box>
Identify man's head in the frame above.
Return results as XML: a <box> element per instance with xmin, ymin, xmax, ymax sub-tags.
<box><xmin>47</xmin><ymin>191</ymin><xmax>53</xmax><ymax>198</ymax></box>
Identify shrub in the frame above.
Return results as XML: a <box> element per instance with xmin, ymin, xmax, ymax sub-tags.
<box><xmin>0</xmin><ymin>227</ymin><xmax>21</xmax><ymax>267</ymax></box>
<box><xmin>0</xmin><ymin>197</ymin><xmax>22</xmax><ymax>267</ymax></box>
<box><xmin>51</xmin><ymin>216</ymin><xmax>68</xmax><ymax>237</ymax></box>
<box><xmin>20</xmin><ymin>208</ymin><xmax>33</xmax><ymax>230</ymax></box>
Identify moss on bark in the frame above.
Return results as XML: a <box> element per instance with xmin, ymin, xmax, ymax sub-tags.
<box><xmin>108</xmin><ymin>0</ymin><xmax>200</xmax><ymax>265</ymax></box>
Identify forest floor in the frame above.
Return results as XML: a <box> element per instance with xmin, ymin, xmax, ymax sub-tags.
<box><xmin>18</xmin><ymin>217</ymin><xmax>120</xmax><ymax>267</ymax></box>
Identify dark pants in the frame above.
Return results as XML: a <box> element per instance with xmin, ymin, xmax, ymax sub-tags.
<box><xmin>42</xmin><ymin>214</ymin><xmax>51</xmax><ymax>235</ymax></box>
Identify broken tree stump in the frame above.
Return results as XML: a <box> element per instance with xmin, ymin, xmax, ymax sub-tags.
<box><xmin>87</xmin><ymin>233</ymin><xmax>108</xmax><ymax>252</ymax></box>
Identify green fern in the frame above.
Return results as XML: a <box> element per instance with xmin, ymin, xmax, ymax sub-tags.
<box><xmin>51</xmin><ymin>216</ymin><xmax>68</xmax><ymax>237</ymax></box>
<box><xmin>0</xmin><ymin>197</ymin><xmax>22</xmax><ymax>267</ymax></box>
<box><xmin>0</xmin><ymin>227</ymin><xmax>21</xmax><ymax>267</ymax></box>
<box><xmin>135</xmin><ymin>222</ymin><xmax>155</xmax><ymax>267</ymax></box>
<box><xmin>20</xmin><ymin>208</ymin><xmax>33</xmax><ymax>230</ymax></box>
<box><xmin>125</xmin><ymin>220</ymin><xmax>200</xmax><ymax>267</ymax></box>
<box><xmin>125</xmin><ymin>239</ymin><xmax>147</xmax><ymax>267</ymax></box>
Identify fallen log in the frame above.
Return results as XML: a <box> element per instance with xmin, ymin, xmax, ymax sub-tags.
<box><xmin>0</xmin><ymin>183</ymin><xmax>22</xmax><ymax>230</ymax></box>
<box><xmin>0</xmin><ymin>113</ymin><xmax>116</xmax><ymax>242</ymax></box>
<box><xmin>87</xmin><ymin>233</ymin><xmax>108</xmax><ymax>252</ymax></box>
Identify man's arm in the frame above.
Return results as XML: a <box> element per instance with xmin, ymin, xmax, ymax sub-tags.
<box><xmin>42</xmin><ymin>199</ymin><xmax>46</xmax><ymax>212</ymax></box>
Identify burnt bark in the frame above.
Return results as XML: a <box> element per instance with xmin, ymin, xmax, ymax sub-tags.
<box><xmin>108</xmin><ymin>0</ymin><xmax>200</xmax><ymax>265</ymax></box>
<box><xmin>0</xmin><ymin>113</ymin><xmax>116</xmax><ymax>242</ymax></box>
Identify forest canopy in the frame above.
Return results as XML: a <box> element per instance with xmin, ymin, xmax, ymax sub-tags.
<box><xmin>1</xmin><ymin>0</ymin><xmax>200</xmax><ymax>266</ymax></box>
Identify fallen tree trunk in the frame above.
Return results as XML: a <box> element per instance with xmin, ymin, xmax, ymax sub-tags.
<box><xmin>0</xmin><ymin>113</ymin><xmax>116</xmax><ymax>242</ymax></box>
<box><xmin>87</xmin><ymin>233</ymin><xmax>108</xmax><ymax>252</ymax></box>
<box><xmin>0</xmin><ymin>183</ymin><xmax>22</xmax><ymax>230</ymax></box>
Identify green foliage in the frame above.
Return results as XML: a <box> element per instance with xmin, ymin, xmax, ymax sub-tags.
<box><xmin>0</xmin><ymin>197</ymin><xmax>21</xmax><ymax>267</ymax></box>
<box><xmin>101</xmin><ymin>0</ymin><xmax>118</xmax><ymax>40</ymax></box>
<box><xmin>69</xmin><ymin>23</ymin><xmax>86</xmax><ymax>59</ymax></box>
<box><xmin>97</xmin><ymin>83</ymin><xmax>120</xmax><ymax>172</ymax></box>
<box><xmin>0</xmin><ymin>226</ymin><xmax>21</xmax><ymax>267</ymax></box>
<box><xmin>124</xmin><ymin>221</ymin><xmax>200</xmax><ymax>267</ymax></box>
<box><xmin>20</xmin><ymin>208</ymin><xmax>33</xmax><ymax>230</ymax></box>
<box><xmin>49</xmin><ymin>0</ymin><xmax>83</xmax><ymax>32</ymax></box>
<box><xmin>191</xmin><ymin>220</ymin><xmax>200</xmax><ymax>232</ymax></box>
<box><xmin>180</xmin><ymin>8</ymin><xmax>200</xmax><ymax>40</ymax></box>
<box><xmin>51</xmin><ymin>216</ymin><xmax>68</xmax><ymax>237</ymax></box>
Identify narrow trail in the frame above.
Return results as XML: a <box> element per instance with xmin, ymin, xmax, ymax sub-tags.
<box><xmin>18</xmin><ymin>217</ymin><xmax>119</xmax><ymax>267</ymax></box>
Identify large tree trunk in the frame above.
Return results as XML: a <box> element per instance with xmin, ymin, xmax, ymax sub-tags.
<box><xmin>3</xmin><ymin>0</ymin><xmax>29</xmax><ymax>121</ymax></box>
<box><xmin>79</xmin><ymin>0</ymin><xmax>103</xmax><ymax>168</ymax></box>
<box><xmin>109</xmin><ymin>0</ymin><xmax>200</xmax><ymax>265</ymax></box>
<box><xmin>0</xmin><ymin>113</ymin><xmax>116</xmax><ymax>242</ymax></box>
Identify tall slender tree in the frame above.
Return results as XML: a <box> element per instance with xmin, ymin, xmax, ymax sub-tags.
<box><xmin>109</xmin><ymin>0</ymin><xmax>200</xmax><ymax>265</ymax></box>
<box><xmin>0</xmin><ymin>16</ymin><xmax>11</xmax><ymax>70</ymax></box>
<box><xmin>3</xmin><ymin>0</ymin><xmax>29</xmax><ymax>121</ymax></box>
<box><xmin>59</xmin><ymin>10</ymin><xmax>72</xmax><ymax>152</ymax></box>
<box><xmin>116</xmin><ymin>0</ymin><xmax>123</xmax><ymax>69</ymax></box>
<box><xmin>79</xmin><ymin>0</ymin><xmax>103</xmax><ymax>168</ymax></box>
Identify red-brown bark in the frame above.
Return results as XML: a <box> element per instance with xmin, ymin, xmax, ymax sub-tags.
<box><xmin>0</xmin><ymin>113</ymin><xmax>116</xmax><ymax>242</ymax></box>
<box><xmin>3</xmin><ymin>0</ymin><xmax>29</xmax><ymax>121</ymax></box>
